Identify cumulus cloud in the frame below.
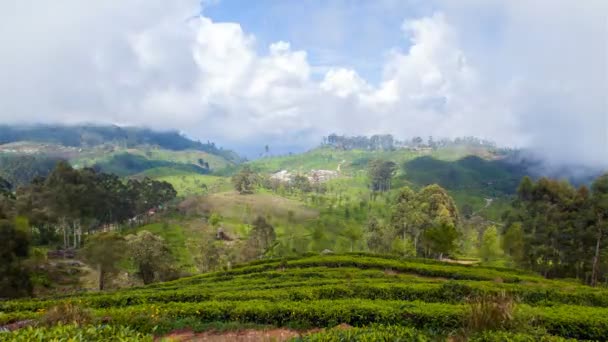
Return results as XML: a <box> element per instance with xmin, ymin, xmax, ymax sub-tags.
<box><xmin>0</xmin><ymin>1</ymin><xmax>605</xmax><ymax>167</ymax></box>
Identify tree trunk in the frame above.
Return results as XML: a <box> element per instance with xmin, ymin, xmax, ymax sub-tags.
<box><xmin>98</xmin><ymin>265</ymin><xmax>105</xmax><ymax>291</ymax></box>
<box><xmin>402</xmin><ymin>226</ymin><xmax>407</xmax><ymax>257</ymax></box>
<box><xmin>591</xmin><ymin>218</ymin><xmax>602</xmax><ymax>287</ymax></box>
<box><xmin>73</xmin><ymin>222</ymin><xmax>77</xmax><ymax>249</ymax></box>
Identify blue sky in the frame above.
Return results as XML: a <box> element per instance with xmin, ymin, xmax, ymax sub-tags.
<box><xmin>0</xmin><ymin>0</ymin><xmax>606</xmax><ymax>166</ymax></box>
<box><xmin>203</xmin><ymin>0</ymin><xmax>429</xmax><ymax>83</ymax></box>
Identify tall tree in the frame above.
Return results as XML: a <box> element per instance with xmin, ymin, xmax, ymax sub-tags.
<box><xmin>422</xmin><ymin>223</ymin><xmax>459</xmax><ymax>259</ymax></box>
<box><xmin>82</xmin><ymin>232</ymin><xmax>126</xmax><ymax>290</ymax></box>
<box><xmin>367</xmin><ymin>160</ymin><xmax>397</xmax><ymax>193</ymax></box>
<box><xmin>0</xmin><ymin>210</ymin><xmax>32</xmax><ymax>298</ymax></box>
<box><xmin>126</xmin><ymin>230</ymin><xmax>175</xmax><ymax>285</ymax></box>
<box><xmin>591</xmin><ymin>174</ymin><xmax>608</xmax><ymax>286</ymax></box>
<box><xmin>502</xmin><ymin>222</ymin><xmax>525</xmax><ymax>266</ymax></box>
<box><xmin>366</xmin><ymin>217</ymin><xmax>390</xmax><ymax>253</ymax></box>
<box><xmin>480</xmin><ymin>225</ymin><xmax>501</xmax><ymax>263</ymax></box>
<box><xmin>246</xmin><ymin>216</ymin><xmax>276</xmax><ymax>258</ymax></box>
<box><xmin>391</xmin><ymin>187</ymin><xmax>427</xmax><ymax>255</ymax></box>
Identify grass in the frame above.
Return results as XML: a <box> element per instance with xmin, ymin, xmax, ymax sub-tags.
<box><xmin>130</xmin><ymin>222</ymin><xmax>197</xmax><ymax>273</ymax></box>
<box><xmin>139</xmin><ymin>168</ymin><xmax>231</xmax><ymax>196</ymax></box>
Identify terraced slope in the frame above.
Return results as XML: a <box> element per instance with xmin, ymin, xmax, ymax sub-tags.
<box><xmin>2</xmin><ymin>254</ymin><xmax>607</xmax><ymax>340</ymax></box>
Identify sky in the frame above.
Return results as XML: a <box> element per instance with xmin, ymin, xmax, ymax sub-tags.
<box><xmin>0</xmin><ymin>0</ymin><xmax>606</xmax><ymax>166</ymax></box>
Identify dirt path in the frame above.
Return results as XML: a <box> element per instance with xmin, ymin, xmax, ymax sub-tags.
<box><xmin>160</xmin><ymin>329</ymin><xmax>310</xmax><ymax>342</ymax></box>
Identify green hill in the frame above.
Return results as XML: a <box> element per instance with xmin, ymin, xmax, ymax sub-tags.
<box><xmin>2</xmin><ymin>254</ymin><xmax>607</xmax><ymax>340</ymax></box>
<box><xmin>403</xmin><ymin>155</ymin><xmax>527</xmax><ymax>196</ymax></box>
<box><xmin>0</xmin><ymin>125</ymin><xmax>242</xmax><ymax>187</ymax></box>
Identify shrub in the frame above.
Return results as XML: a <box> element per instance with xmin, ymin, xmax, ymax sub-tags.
<box><xmin>41</xmin><ymin>302</ymin><xmax>93</xmax><ymax>326</ymax></box>
<box><xmin>0</xmin><ymin>324</ymin><xmax>152</xmax><ymax>341</ymax></box>
<box><xmin>466</xmin><ymin>291</ymin><xmax>519</xmax><ymax>333</ymax></box>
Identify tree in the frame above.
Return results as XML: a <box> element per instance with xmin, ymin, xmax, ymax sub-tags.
<box><xmin>0</xmin><ymin>213</ymin><xmax>32</xmax><ymax>298</ymax></box>
<box><xmin>479</xmin><ymin>225</ymin><xmax>501</xmax><ymax>263</ymax></box>
<box><xmin>391</xmin><ymin>184</ymin><xmax>460</xmax><ymax>258</ymax></box>
<box><xmin>422</xmin><ymin>223</ymin><xmax>459</xmax><ymax>259</ymax></box>
<box><xmin>340</xmin><ymin>225</ymin><xmax>363</xmax><ymax>252</ymax></box>
<box><xmin>246</xmin><ymin>216</ymin><xmax>276</xmax><ymax>258</ymax></box>
<box><xmin>82</xmin><ymin>232</ymin><xmax>126</xmax><ymax>290</ymax></box>
<box><xmin>126</xmin><ymin>230</ymin><xmax>175</xmax><ymax>285</ymax></box>
<box><xmin>591</xmin><ymin>174</ymin><xmax>608</xmax><ymax>286</ymax></box>
<box><xmin>502</xmin><ymin>223</ymin><xmax>525</xmax><ymax>266</ymax></box>
<box><xmin>0</xmin><ymin>176</ymin><xmax>12</xmax><ymax>199</ymax></box>
<box><xmin>232</xmin><ymin>166</ymin><xmax>257</xmax><ymax>194</ymax></box>
<box><xmin>368</xmin><ymin>160</ymin><xmax>397</xmax><ymax>193</ymax></box>
<box><xmin>292</xmin><ymin>175</ymin><xmax>312</xmax><ymax>193</ymax></box>
<box><xmin>197</xmin><ymin>236</ymin><xmax>222</xmax><ymax>272</ymax></box>
<box><xmin>391</xmin><ymin>187</ymin><xmax>427</xmax><ymax>255</ymax></box>
<box><xmin>366</xmin><ymin>217</ymin><xmax>390</xmax><ymax>253</ymax></box>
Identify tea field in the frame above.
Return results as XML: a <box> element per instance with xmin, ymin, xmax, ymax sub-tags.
<box><xmin>2</xmin><ymin>254</ymin><xmax>608</xmax><ymax>341</ymax></box>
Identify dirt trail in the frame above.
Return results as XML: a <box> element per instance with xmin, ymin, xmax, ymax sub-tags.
<box><xmin>160</xmin><ymin>329</ymin><xmax>310</xmax><ymax>342</ymax></box>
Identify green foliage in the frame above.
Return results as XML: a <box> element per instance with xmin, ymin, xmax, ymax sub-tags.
<box><xmin>480</xmin><ymin>226</ymin><xmax>502</xmax><ymax>263</ymax></box>
<box><xmin>15</xmin><ymin>162</ymin><xmax>176</xmax><ymax>238</ymax></box>
<box><xmin>82</xmin><ymin>232</ymin><xmax>126</xmax><ymax>290</ymax></box>
<box><xmin>403</xmin><ymin>155</ymin><xmax>527</xmax><ymax>196</ymax></box>
<box><xmin>0</xmin><ymin>155</ymin><xmax>59</xmax><ymax>188</ymax></box>
<box><xmin>502</xmin><ymin>223</ymin><xmax>524</xmax><ymax>266</ymax></box>
<box><xmin>93</xmin><ymin>153</ymin><xmax>210</xmax><ymax>177</ymax></box>
<box><xmin>367</xmin><ymin>159</ymin><xmax>397</xmax><ymax>192</ymax></box>
<box><xmin>295</xmin><ymin>325</ymin><xmax>435</xmax><ymax>341</ymax></box>
<box><xmin>126</xmin><ymin>230</ymin><xmax>176</xmax><ymax>285</ymax></box>
<box><xmin>0</xmin><ymin>324</ymin><xmax>153</xmax><ymax>341</ymax></box>
<box><xmin>505</xmin><ymin>174</ymin><xmax>608</xmax><ymax>283</ymax></box>
<box><xmin>422</xmin><ymin>223</ymin><xmax>459</xmax><ymax>259</ymax></box>
<box><xmin>232</xmin><ymin>166</ymin><xmax>258</xmax><ymax>194</ymax></box>
<box><xmin>0</xmin><ymin>217</ymin><xmax>32</xmax><ymax>298</ymax></box>
<box><xmin>0</xmin><ymin>124</ymin><xmax>241</xmax><ymax>162</ymax></box>
<box><xmin>2</xmin><ymin>254</ymin><xmax>608</xmax><ymax>339</ymax></box>
<box><xmin>246</xmin><ymin>216</ymin><xmax>277</xmax><ymax>259</ymax></box>
<box><xmin>391</xmin><ymin>184</ymin><xmax>460</xmax><ymax>258</ymax></box>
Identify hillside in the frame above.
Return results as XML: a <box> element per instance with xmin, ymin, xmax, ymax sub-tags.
<box><xmin>0</xmin><ymin>124</ymin><xmax>241</xmax><ymax>162</ymax></box>
<box><xmin>244</xmin><ymin>146</ymin><xmax>526</xmax><ymax>221</ymax></box>
<box><xmin>0</xmin><ymin>124</ymin><xmax>242</xmax><ymax>187</ymax></box>
<box><xmin>2</xmin><ymin>254</ymin><xmax>607</xmax><ymax>340</ymax></box>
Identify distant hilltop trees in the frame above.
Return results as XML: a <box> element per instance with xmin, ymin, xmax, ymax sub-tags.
<box><xmin>322</xmin><ymin>133</ymin><xmax>499</xmax><ymax>151</ymax></box>
<box><xmin>0</xmin><ymin>124</ymin><xmax>243</xmax><ymax>163</ymax></box>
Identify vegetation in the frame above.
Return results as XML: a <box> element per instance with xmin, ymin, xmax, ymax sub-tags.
<box><xmin>1</xmin><ymin>254</ymin><xmax>608</xmax><ymax>340</ymax></box>
<box><xmin>1</xmin><ymin>129</ymin><xmax>607</xmax><ymax>340</ymax></box>
<box><xmin>503</xmin><ymin>175</ymin><xmax>608</xmax><ymax>284</ymax></box>
<box><xmin>0</xmin><ymin>124</ymin><xmax>241</xmax><ymax>162</ymax></box>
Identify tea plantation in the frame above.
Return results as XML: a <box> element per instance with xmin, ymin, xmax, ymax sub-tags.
<box><xmin>2</xmin><ymin>254</ymin><xmax>608</xmax><ymax>341</ymax></box>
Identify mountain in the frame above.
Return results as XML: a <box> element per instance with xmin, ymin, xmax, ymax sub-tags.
<box><xmin>0</xmin><ymin>124</ymin><xmax>242</xmax><ymax>162</ymax></box>
<box><xmin>0</xmin><ymin>124</ymin><xmax>243</xmax><ymax>187</ymax></box>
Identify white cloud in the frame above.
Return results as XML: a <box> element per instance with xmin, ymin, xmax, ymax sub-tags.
<box><xmin>0</xmin><ymin>1</ymin><xmax>605</xmax><ymax>167</ymax></box>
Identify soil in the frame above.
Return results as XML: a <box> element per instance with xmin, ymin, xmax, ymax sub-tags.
<box><xmin>159</xmin><ymin>328</ymin><xmax>312</xmax><ymax>342</ymax></box>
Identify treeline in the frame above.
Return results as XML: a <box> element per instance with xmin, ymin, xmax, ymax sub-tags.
<box><xmin>366</xmin><ymin>185</ymin><xmax>461</xmax><ymax>259</ymax></box>
<box><xmin>0</xmin><ymin>124</ymin><xmax>242</xmax><ymax>163</ymax></box>
<box><xmin>0</xmin><ymin>155</ymin><xmax>60</xmax><ymax>187</ymax></box>
<box><xmin>322</xmin><ymin>133</ymin><xmax>499</xmax><ymax>151</ymax></box>
<box><xmin>93</xmin><ymin>153</ymin><xmax>210</xmax><ymax>177</ymax></box>
<box><xmin>3</xmin><ymin>161</ymin><xmax>176</xmax><ymax>247</ymax></box>
<box><xmin>0</xmin><ymin>162</ymin><xmax>178</xmax><ymax>297</ymax></box>
<box><xmin>502</xmin><ymin>174</ymin><xmax>608</xmax><ymax>285</ymax></box>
